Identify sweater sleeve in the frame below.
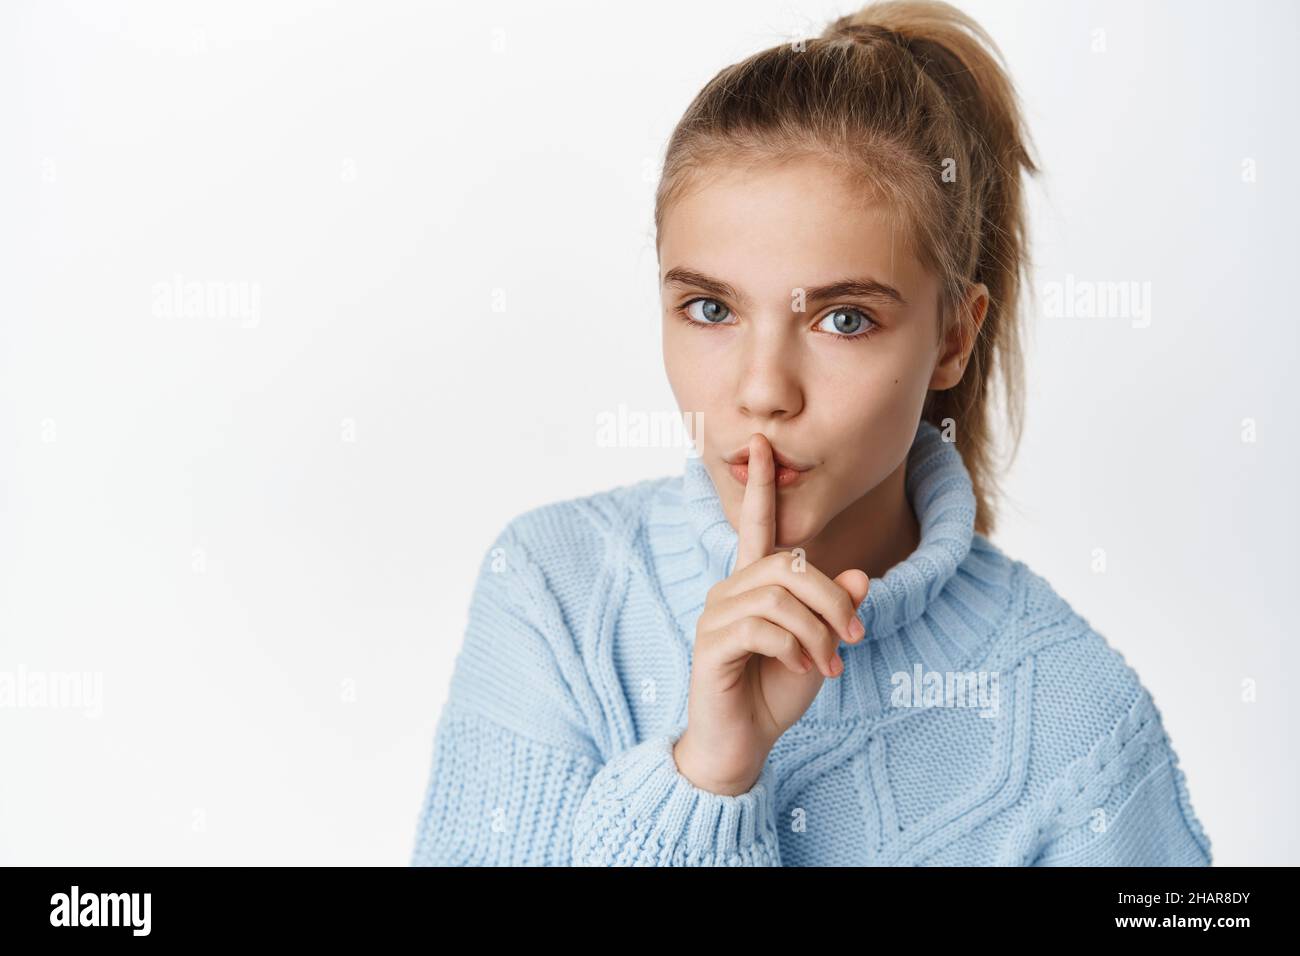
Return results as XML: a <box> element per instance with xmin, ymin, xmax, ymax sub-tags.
<box><xmin>409</xmin><ymin>518</ymin><xmax>784</xmax><ymax>867</ymax></box>
<box><xmin>570</xmin><ymin>727</ymin><xmax>782</xmax><ymax>866</ymax></box>
<box><xmin>1011</xmin><ymin>690</ymin><xmax>1213</xmax><ymax>867</ymax></box>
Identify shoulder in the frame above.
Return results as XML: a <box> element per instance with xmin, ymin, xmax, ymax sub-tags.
<box><xmin>447</xmin><ymin>475</ymin><xmax>675</xmax><ymax>752</ymax></box>
<box><xmin>502</xmin><ymin>473</ymin><xmax>673</xmax><ymax>554</ymax></box>
<box><xmin>491</xmin><ymin>472</ymin><xmax>674</xmax><ymax>572</ymax></box>
<box><xmin>982</xmin><ymin>547</ymin><xmax>1211</xmax><ymax>861</ymax></box>
<box><xmin>977</xmin><ymin>538</ymin><xmax>1127</xmax><ymax>675</ymax></box>
<box><xmin>977</xmin><ymin>542</ymin><xmax>1169</xmax><ymax>774</ymax></box>
<box><xmin>474</xmin><ymin>473</ymin><xmax>676</xmax><ymax>618</ymax></box>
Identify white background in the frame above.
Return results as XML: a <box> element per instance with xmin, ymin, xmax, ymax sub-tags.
<box><xmin>2</xmin><ymin>0</ymin><xmax>1295</xmax><ymax>865</ymax></box>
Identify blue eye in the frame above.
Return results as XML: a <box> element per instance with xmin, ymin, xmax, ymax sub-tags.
<box><xmin>674</xmin><ymin>298</ymin><xmax>880</xmax><ymax>342</ymax></box>
<box><xmin>817</xmin><ymin>307</ymin><xmax>877</xmax><ymax>339</ymax></box>
<box><xmin>681</xmin><ymin>298</ymin><xmax>734</xmax><ymax>325</ymax></box>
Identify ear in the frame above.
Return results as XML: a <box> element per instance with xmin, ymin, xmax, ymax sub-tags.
<box><xmin>929</xmin><ymin>282</ymin><xmax>989</xmax><ymax>391</ymax></box>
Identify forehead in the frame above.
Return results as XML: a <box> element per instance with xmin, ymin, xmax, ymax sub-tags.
<box><xmin>658</xmin><ymin>156</ymin><xmax>926</xmax><ymax>294</ymax></box>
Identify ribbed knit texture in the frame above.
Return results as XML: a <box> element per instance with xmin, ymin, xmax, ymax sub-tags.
<box><xmin>411</xmin><ymin>419</ymin><xmax>1212</xmax><ymax>866</ymax></box>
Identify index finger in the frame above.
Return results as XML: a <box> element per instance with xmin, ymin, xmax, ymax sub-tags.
<box><xmin>735</xmin><ymin>432</ymin><xmax>775</xmax><ymax>569</ymax></box>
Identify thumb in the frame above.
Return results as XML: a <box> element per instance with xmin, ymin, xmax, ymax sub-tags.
<box><xmin>835</xmin><ymin>569</ymin><xmax>871</xmax><ymax>615</ymax></box>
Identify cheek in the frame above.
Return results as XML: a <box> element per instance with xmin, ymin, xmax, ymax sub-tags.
<box><xmin>815</xmin><ymin>358</ymin><xmax>917</xmax><ymax>433</ymax></box>
<box><xmin>811</xmin><ymin>357</ymin><xmax>929</xmax><ymax>476</ymax></box>
<box><xmin>663</xmin><ymin>327</ymin><xmax>721</xmax><ymax>411</ymax></box>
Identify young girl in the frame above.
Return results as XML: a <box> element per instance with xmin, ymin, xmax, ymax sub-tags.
<box><xmin>410</xmin><ymin>0</ymin><xmax>1212</xmax><ymax>866</ymax></box>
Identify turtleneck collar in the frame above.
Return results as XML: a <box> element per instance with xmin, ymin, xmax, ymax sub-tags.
<box><xmin>681</xmin><ymin>418</ymin><xmax>976</xmax><ymax>641</ymax></box>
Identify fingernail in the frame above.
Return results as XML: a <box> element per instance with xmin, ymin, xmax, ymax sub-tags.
<box><xmin>830</xmin><ymin>655</ymin><xmax>843</xmax><ymax>677</ymax></box>
<box><xmin>850</xmin><ymin>617</ymin><xmax>865</xmax><ymax>641</ymax></box>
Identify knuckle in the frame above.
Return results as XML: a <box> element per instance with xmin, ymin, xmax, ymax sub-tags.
<box><xmin>759</xmin><ymin>584</ymin><xmax>787</xmax><ymax>613</ymax></box>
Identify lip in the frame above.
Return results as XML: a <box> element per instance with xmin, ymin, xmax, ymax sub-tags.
<box><xmin>723</xmin><ymin>445</ymin><xmax>814</xmax><ymax>472</ymax></box>
<box><xmin>723</xmin><ymin>445</ymin><xmax>815</xmax><ymax>489</ymax></box>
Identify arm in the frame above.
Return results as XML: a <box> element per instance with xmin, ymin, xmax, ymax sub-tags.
<box><xmin>1008</xmin><ymin>690</ymin><xmax>1212</xmax><ymax>867</ymax></box>
<box><xmin>410</xmin><ymin>518</ymin><xmax>783</xmax><ymax>866</ymax></box>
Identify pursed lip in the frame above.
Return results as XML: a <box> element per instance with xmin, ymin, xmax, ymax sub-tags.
<box><xmin>723</xmin><ymin>445</ymin><xmax>814</xmax><ymax>472</ymax></box>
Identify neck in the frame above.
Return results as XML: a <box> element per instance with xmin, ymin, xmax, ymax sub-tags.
<box><xmin>798</xmin><ymin>456</ymin><xmax>920</xmax><ymax>581</ymax></box>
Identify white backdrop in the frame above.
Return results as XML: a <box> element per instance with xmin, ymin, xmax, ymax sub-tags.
<box><xmin>2</xmin><ymin>0</ymin><xmax>1295</xmax><ymax>865</ymax></box>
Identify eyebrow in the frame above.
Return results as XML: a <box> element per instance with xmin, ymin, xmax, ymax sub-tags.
<box><xmin>662</xmin><ymin>267</ymin><xmax>908</xmax><ymax>308</ymax></box>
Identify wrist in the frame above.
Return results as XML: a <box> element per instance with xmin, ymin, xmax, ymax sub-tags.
<box><xmin>672</xmin><ymin>729</ymin><xmax>767</xmax><ymax>796</ymax></box>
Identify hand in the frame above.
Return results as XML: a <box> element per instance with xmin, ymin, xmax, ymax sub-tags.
<box><xmin>673</xmin><ymin>433</ymin><xmax>870</xmax><ymax>795</ymax></box>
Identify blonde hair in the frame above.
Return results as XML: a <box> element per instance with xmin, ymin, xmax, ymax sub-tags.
<box><xmin>654</xmin><ymin>0</ymin><xmax>1040</xmax><ymax>536</ymax></box>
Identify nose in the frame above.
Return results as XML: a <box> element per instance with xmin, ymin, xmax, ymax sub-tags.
<box><xmin>735</xmin><ymin>326</ymin><xmax>804</xmax><ymax>421</ymax></box>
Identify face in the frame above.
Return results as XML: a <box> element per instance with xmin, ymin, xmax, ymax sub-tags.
<box><xmin>659</xmin><ymin>154</ymin><xmax>980</xmax><ymax>550</ymax></box>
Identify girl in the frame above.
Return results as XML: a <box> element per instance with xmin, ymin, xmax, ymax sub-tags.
<box><xmin>410</xmin><ymin>0</ymin><xmax>1212</xmax><ymax>866</ymax></box>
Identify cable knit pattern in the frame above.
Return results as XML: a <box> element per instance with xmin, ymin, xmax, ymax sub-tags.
<box><xmin>411</xmin><ymin>419</ymin><xmax>1212</xmax><ymax>866</ymax></box>
<box><xmin>1000</xmin><ymin>690</ymin><xmax>1164</xmax><ymax>865</ymax></box>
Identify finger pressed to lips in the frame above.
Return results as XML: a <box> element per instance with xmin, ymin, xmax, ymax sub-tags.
<box><xmin>735</xmin><ymin>433</ymin><xmax>776</xmax><ymax>570</ymax></box>
<box><xmin>728</xmin><ymin>432</ymin><xmax>863</xmax><ymax>647</ymax></box>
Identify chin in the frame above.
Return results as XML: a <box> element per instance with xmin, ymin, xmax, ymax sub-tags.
<box><xmin>773</xmin><ymin>510</ymin><xmax>825</xmax><ymax>551</ymax></box>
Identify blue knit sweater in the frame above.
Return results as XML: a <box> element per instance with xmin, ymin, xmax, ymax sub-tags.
<box><xmin>410</xmin><ymin>419</ymin><xmax>1212</xmax><ymax>866</ymax></box>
